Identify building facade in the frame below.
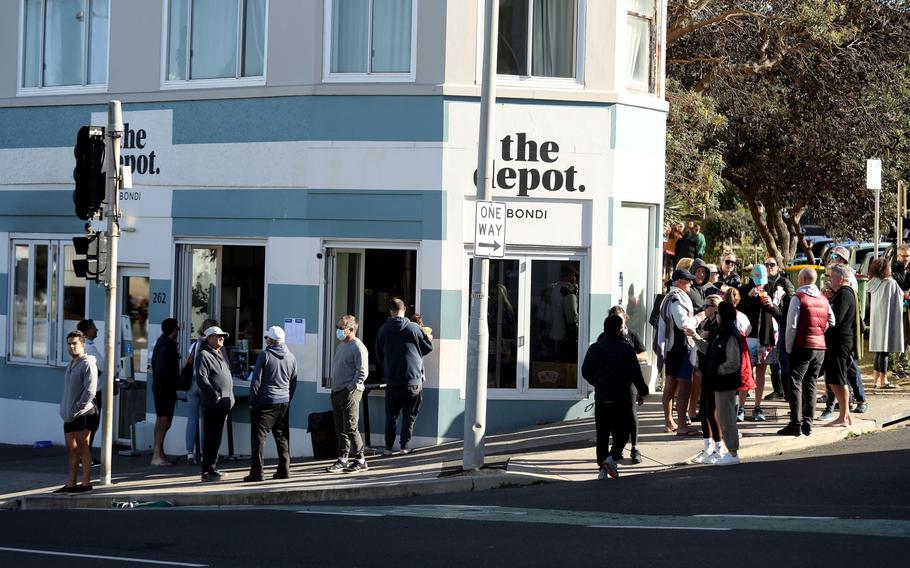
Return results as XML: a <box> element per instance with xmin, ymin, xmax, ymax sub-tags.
<box><xmin>0</xmin><ymin>0</ymin><xmax>668</xmax><ymax>457</ymax></box>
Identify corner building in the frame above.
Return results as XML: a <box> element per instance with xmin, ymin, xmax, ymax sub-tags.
<box><xmin>0</xmin><ymin>1</ymin><xmax>668</xmax><ymax>457</ymax></box>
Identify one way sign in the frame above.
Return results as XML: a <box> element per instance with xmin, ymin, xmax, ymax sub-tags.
<box><xmin>474</xmin><ymin>200</ymin><xmax>506</xmax><ymax>258</ymax></box>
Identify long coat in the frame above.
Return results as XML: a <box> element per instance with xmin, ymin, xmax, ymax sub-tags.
<box><xmin>867</xmin><ymin>277</ymin><xmax>905</xmax><ymax>353</ymax></box>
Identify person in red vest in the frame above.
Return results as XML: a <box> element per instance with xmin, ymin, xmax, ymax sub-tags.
<box><xmin>778</xmin><ymin>268</ymin><xmax>835</xmax><ymax>437</ymax></box>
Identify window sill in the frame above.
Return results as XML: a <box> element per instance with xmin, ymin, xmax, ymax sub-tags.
<box><xmin>17</xmin><ymin>84</ymin><xmax>109</xmax><ymax>97</ymax></box>
<box><xmin>324</xmin><ymin>72</ymin><xmax>416</xmax><ymax>84</ymax></box>
<box><xmin>161</xmin><ymin>77</ymin><xmax>267</xmax><ymax>91</ymax></box>
<box><xmin>492</xmin><ymin>75</ymin><xmax>585</xmax><ymax>91</ymax></box>
<box><xmin>6</xmin><ymin>358</ymin><xmax>56</xmax><ymax>369</ymax></box>
<box><xmin>486</xmin><ymin>389</ymin><xmax>586</xmax><ymax>401</ymax></box>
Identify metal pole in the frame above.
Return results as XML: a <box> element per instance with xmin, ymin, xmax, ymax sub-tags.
<box><xmin>100</xmin><ymin>101</ymin><xmax>122</xmax><ymax>486</ymax></box>
<box><xmin>464</xmin><ymin>0</ymin><xmax>499</xmax><ymax>471</ymax></box>
<box><xmin>899</xmin><ymin>180</ymin><xmax>905</xmax><ymax>248</ymax></box>
<box><xmin>875</xmin><ymin>187</ymin><xmax>881</xmax><ymax>258</ymax></box>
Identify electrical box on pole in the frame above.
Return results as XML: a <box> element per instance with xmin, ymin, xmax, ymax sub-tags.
<box><xmin>72</xmin><ymin>125</ymin><xmax>107</xmax><ymax>220</ymax></box>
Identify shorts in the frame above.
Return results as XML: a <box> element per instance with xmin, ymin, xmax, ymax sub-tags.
<box><xmin>63</xmin><ymin>412</ymin><xmax>96</xmax><ymax>434</ymax></box>
<box><xmin>747</xmin><ymin>337</ymin><xmax>778</xmax><ymax>367</ymax></box>
<box><xmin>664</xmin><ymin>350</ymin><xmax>693</xmax><ymax>380</ymax></box>
<box><xmin>824</xmin><ymin>349</ymin><xmax>849</xmax><ymax>387</ymax></box>
<box><xmin>153</xmin><ymin>388</ymin><xmax>177</xmax><ymax>418</ymax></box>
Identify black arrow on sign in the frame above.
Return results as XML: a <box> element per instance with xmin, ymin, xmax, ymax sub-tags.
<box><xmin>477</xmin><ymin>241</ymin><xmax>502</xmax><ymax>252</ymax></box>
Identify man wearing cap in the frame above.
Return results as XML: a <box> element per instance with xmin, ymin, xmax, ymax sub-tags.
<box><xmin>244</xmin><ymin>326</ymin><xmax>298</xmax><ymax>482</ymax></box>
<box><xmin>150</xmin><ymin>318</ymin><xmax>180</xmax><ymax>466</ymax></box>
<box><xmin>657</xmin><ymin>268</ymin><xmax>705</xmax><ymax>435</ymax></box>
<box><xmin>196</xmin><ymin>326</ymin><xmax>234</xmax><ymax>482</ymax></box>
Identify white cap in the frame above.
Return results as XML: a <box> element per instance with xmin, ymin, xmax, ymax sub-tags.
<box><xmin>203</xmin><ymin>326</ymin><xmax>230</xmax><ymax>338</ymax></box>
<box><xmin>264</xmin><ymin>326</ymin><xmax>285</xmax><ymax>342</ymax></box>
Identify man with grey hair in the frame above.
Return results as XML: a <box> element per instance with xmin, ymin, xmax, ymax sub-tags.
<box><xmin>779</xmin><ymin>268</ymin><xmax>835</xmax><ymax>437</ymax></box>
<box><xmin>326</xmin><ymin>315</ymin><xmax>369</xmax><ymax>473</ymax></box>
<box><xmin>823</xmin><ymin>263</ymin><xmax>858</xmax><ymax>427</ymax></box>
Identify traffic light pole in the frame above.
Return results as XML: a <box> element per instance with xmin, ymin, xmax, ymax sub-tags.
<box><xmin>463</xmin><ymin>0</ymin><xmax>499</xmax><ymax>471</ymax></box>
<box><xmin>100</xmin><ymin>101</ymin><xmax>122</xmax><ymax>486</ymax></box>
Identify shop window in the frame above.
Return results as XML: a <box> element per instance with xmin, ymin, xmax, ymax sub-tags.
<box><xmin>496</xmin><ymin>0</ymin><xmax>579</xmax><ymax>79</ymax></box>
<box><xmin>469</xmin><ymin>255</ymin><xmax>583</xmax><ymax>392</ymax></box>
<box><xmin>21</xmin><ymin>0</ymin><xmax>109</xmax><ymax>90</ymax></box>
<box><xmin>617</xmin><ymin>204</ymin><xmax>657</xmax><ymax>358</ymax></box>
<box><xmin>165</xmin><ymin>0</ymin><xmax>266</xmax><ymax>83</ymax></box>
<box><xmin>627</xmin><ymin>0</ymin><xmax>657</xmax><ymax>93</ymax></box>
<box><xmin>325</xmin><ymin>0</ymin><xmax>415</xmax><ymax>81</ymax></box>
<box><xmin>9</xmin><ymin>240</ymin><xmax>88</xmax><ymax>365</ymax></box>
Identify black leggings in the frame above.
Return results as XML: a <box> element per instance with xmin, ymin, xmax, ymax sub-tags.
<box><xmin>873</xmin><ymin>352</ymin><xmax>889</xmax><ymax>373</ymax></box>
<box><xmin>699</xmin><ymin>385</ymin><xmax>720</xmax><ymax>442</ymax></box>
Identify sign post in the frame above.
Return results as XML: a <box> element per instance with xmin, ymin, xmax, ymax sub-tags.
<box><xmin>464</xmin><ymin>0</ymin><xmax>500</xmax><ymax>472</ymax></box>
<box><xmin>867</xmin><ymin>158</ymin><xmax>882</xmax><ymax>257</ymax></box>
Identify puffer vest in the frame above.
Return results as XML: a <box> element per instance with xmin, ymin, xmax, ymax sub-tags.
<box><xmin>795</xmin><ymin>291</ymin><xmax>829</xmax><ymax>350</ymax></box>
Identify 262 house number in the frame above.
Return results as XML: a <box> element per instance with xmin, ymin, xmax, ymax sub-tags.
<box><xmin>152</xmin><ymin>292</ymin><xmax>167</xmax><ymax>304</ymax></box>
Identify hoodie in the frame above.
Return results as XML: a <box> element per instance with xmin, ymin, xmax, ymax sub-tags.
<box><xmin>60</xmin><ymin>355</ymin><xmax>98</xmax><ymax>422</ymax></box>
<box><xmin>582</xmin><ymin>337</ymin><xmax>650</xmax><ymax>403</ymax></box>
<box><xmin>375</xmin><ymin>316</ymin><xmax>433</xmax><ymax>386</ymax></box>
<box><xmin>249</xmin><ymin>342</ymin><xmax>298</xmax><ymax>407</ymax></box>
<box><xmin>195</xmin><ymin>342</ymin><xmax>235</xmax><ymax>409</ymax></box>
<box><xmin>688</xmin><ymin>259</ymin><xmax>709</xmax><ymax>312</ymax></box>
<box><xmin>785</xmin><ymin>284</ymin><xmax>836</xmax><ymax>354</ymax></box>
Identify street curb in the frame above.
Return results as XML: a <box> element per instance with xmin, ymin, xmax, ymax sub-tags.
<box><xmin>8</xmin><ymin>471</ymin><xmax>556</xmax><ymax>511</ymax></box>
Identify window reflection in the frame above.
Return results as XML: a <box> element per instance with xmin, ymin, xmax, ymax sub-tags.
<box><xmin>530</xmin><ymin>260</ymin><xmax>579</xmax><ymax>389</ymax></box>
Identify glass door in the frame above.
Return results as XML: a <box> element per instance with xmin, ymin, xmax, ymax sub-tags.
<box><xmin>617</xmin><ymin>204</ymin><xmax>656</xmax><ymax>360</ymax></box>
<box><xmin>323</xmin><ymin>250</ymin><xmax>364</xmax><ymax>387</ymax></box>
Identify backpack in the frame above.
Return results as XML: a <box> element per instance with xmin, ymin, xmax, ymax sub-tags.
<box><xmin>176</xmin><ymin>342</ymin><xmax>196</xmax><ymax>391</ymax></box>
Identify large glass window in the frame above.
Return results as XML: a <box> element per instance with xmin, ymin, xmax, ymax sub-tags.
<box><xmin>166</xmin><ymin>0</ymin><xmax>266</xmax><ymax>82</ymax></box>
<box><xmin>617</xmin><ymin>204</ymin><xmax>656</xmax><ymax>357</ymax></box>
<box><xmin>9</xmin><ymin>240</ymin><xmax>88</xmax><ymax>364</ymax></box>
<box><xmin>497</xmin><ymin>0</ymin><xmax>577</xmax><ymax>79</ymax></box>
<box><xmin>21</xmin><ymin>0</ymin><xmax>109</xmax><ymax>89</ymax></box>
<box><xmin>627</xmin><ymin>0</ymin><xmax>656</xmax><ymax>92</ymax></box>
<box><xmin>328</xmin><ymin>0</ymin><xmax>414</xmax><ymax>76</ymax></box>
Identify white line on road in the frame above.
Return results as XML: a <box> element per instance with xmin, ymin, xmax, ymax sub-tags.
<box><xmin>693</xmin><ymin>514</ymin><xmax>837</xmax><ymax>520</ymax></box>
<box><xmin>296</xmin><ymin>511</ymin><xmax>386</xmax><ymax>517</ymax></box>
<box><xmin>589</xmin><ymin>525</ymin><xmax>732</xmax><ymax>531</ymax></box>
<box><xmin>0</xmin><ymin>547</ymin><xmax>207</xmax><ymax>567</ymax></box>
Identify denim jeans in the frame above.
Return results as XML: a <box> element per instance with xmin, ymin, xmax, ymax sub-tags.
<box><xmin>184</xmin><ymin>384</ymin><xmax>203</xmax><ymax>455</ymax></box>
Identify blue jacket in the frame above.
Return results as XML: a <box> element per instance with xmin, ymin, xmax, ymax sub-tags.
<box><xmin>375</xmin><ymin>316</ymin><xmax>433</xmax><ymax>386</ymax></box>
<box><xmin>249</xmin><ymin>343</ymin><xmax>298</xmax><ymax>407</ymax></box>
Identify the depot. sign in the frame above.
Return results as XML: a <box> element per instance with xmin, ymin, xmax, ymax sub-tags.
<box><xmin>473</xmin><ymin>132</ymin><xmax>585</xmax><ymax>197</ymax></box>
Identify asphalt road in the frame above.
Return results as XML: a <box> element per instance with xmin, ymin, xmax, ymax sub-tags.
<box><xmin>1</xmin><ymin>424</ymin><xmax>909</xmax><ymax>568</ymax></box>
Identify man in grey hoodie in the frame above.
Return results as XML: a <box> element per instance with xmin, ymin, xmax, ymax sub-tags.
<box><xmin>245</xmin><ymin>325</ymin><xmax>298</xmax><ymax>482</ymax></box>
<box><xmin>376</xmin><ymin>298</ymin><xmax>433</xmax><ymax>455</ymax></box>
<box><xmin>326</xmin><ymin>315</ymin><xmax>370</xmax><ymax>473</ymax></box>
<box><xmin>56</xmin><ymin>330</ymin><xmax>98</xmax><ymax>494</ymax></box>
<box><xmin>196</xmin><ymin>326</ymin><xmax>235</xmax><ymax>482</ymax></box>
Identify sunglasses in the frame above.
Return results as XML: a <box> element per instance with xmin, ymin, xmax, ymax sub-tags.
<box><xmin>764</xmin><ymin>262</ymin><xmax>777</xmax><ymax>268</ymax></box>
<box><xmin>724</xmin><ymin>260</ymin><xmax>736</xmax><ymax>265</ymax></box>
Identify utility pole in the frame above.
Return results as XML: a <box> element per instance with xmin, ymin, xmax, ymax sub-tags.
<box><xmin>464</xmin><ymin>0</ymin><xmax>499</xmax><ymax>471</ymax></box>
<box><xmin>868</xmin><ymin>159</ymin><xmax>882</xmax><ymax>257</ymax></box>
<box><xmin>899</xmin><ymin>180</ymin><xmax>906</xmax><ymax>247</ymax></box>
<box><xmin>100</xmin><ymin>101</ymin><xmax>123</xmax><ymax>486</ymax></box>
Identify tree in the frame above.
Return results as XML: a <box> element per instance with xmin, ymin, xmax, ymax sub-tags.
<box><xmin>666</xmin><ymin>0</ymin><xmax>910</xmax><ymax>263</ymax></box>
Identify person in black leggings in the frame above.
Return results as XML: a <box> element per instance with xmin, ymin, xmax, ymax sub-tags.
<box><xmin>692</xmin><ymin>296</ymin><xmax>723</xmax><ymax>462</ymax></box>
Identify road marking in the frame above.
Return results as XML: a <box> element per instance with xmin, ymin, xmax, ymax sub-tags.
<box><xmin>589</xmin><ymin>525</ymin><xmax>731</xmax><ymax>531</ymax></box>
<box><xmin>0</xmin><ymin>547</ymin><xmax>206</xmax><ymax>567</ymax></box>
<box><xmin>296</xmin><ymin>510</ymin><xmax>386</xmax><ymax>517</ymax></box>
<box><xmin>694</xmin><ymin>514</ymin><xmax>837</xmax><ymax>520</ymax></box>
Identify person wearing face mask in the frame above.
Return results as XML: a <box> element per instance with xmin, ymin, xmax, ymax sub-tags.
<box><xmin>326</xmin><ymin>315</ymin><xmax>370</xmax><ymax>473</ymax></box>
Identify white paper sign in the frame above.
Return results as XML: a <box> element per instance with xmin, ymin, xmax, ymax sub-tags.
<box><xmin>867</xmin><ymin>158</ymin><xmax>882</xmax><ymax>190</ymax></box>
<box><xmin>283</xmin><ymin>318</ymin><xmax>306</xmax><ymax>345</ymax></box>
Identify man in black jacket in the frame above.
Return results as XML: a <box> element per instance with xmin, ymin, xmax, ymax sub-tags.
<box><xmin>150</xmin><ymin>318</ymin><xmax>180</xmax><ymax>466</ymax></box>
<box><xmin>582</xmin><ymin>315</ymin><xmax>650</xmax><ymax>479</ymax></box>
<box><xmin>196</xmin><ymin>326</ymin><xmax>235</xmax><ymax>482</ymax></box>
<box><xmin>824</xmin><ymin>264</ymin><xmax>857</xmax><ymax>427</ymax></box>
<box><xmin>376</xmin><ymin>298</ymin><xmax>433</xmax><ymax>455</ymax></box>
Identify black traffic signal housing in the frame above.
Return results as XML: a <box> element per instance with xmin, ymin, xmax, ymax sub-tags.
<box><xmin>73</xmin><ymin>125</ymin><xmax>106</xmax><ymax>220</ymax></box>
<box><xmin>72</xmin><ymin>233</ymin><xmax>106</xmax><ymax>282</ymax></box>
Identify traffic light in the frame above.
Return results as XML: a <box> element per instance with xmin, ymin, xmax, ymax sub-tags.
<box><xmin>72</xmin><ymin>233</ymin><xmax>107</xmax><ymax>282</ymax></box>
<box><xmin>72</xmin><ymin>125</ymin><xmax>106</xmax><ymax>220</ymax></box>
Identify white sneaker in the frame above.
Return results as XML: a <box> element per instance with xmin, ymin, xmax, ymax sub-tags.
<box><xmin>602</xmin><ymin>456</ymin><xmax>620</xmax><ymax>478</ymax></box>
<box><xmin>598</xmin><ymin>468</ymin><xmax>608</xmax><ymax>480</ymax></box>
<box><xmin>706</xmin><ymin>451</ymin><xmax>722</xmax><ymax>464</ymax></box>
<box><xmin>691</xmin><ymin>450</ymin><xmax>710</xmax><ymax>464</ymax></box>
<box><xmin>714</xmin><ymin>453</ymin><xmax>741</xmax><ymax>466</ymax></box>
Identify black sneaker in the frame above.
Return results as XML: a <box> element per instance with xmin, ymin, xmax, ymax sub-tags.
<box><xmin>272</xmin><ymin>472</ymin><xmax>290</xmax><ymax>480</ymax></box>
<box><xmin>201</xmin><ymin>470</ymin><xmax>226</xmax><ymax>482</ymax></box>
<box><xmin>630</xmin><ymin>448</ymin><xmax>642</xmax><ymax>464</ymax></box>
<box><xmin>854</xmin><ymin>401</ymin><xmax>869</xmax><ymax>414</ymax></box>
<box><xmin>343</xmin><ymin>461</ymin><xmax>369</xmax><ymax>473</ymax></box>
<box><xmin>801</xmin><ymin>424</ymin><xmax>812</xmax><ymax>436</ymax></box>
<box><xmin>777</xmin><ymin>424</ymin><xmax>801</xmax><ymax>437</ymax></box>
<box><xmin>325</xmin><ymin>460</ymin><xmax>347</xmax><ymax>473</ymax></box>
<box><xmin>242</xmin><ymin>475</ymin><xmax>264</xmax><ymax>483</ymax></box>
<box><xmin>76</xmin><ymin>484</ymin><xmax>94</xmax><ymax>493</ymax></box>
<box><xmin>52</xmin><ymin>485</ymin><xmax>77</xmax><ymax>494</ymax></box>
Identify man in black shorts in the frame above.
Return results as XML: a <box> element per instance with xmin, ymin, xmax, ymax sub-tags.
<box><xmin>56</xmin><ymin>330</ymin><xmax>98</xmax><ymax>493</ymax></box>
<box><xmin>824</xmin><ymin>265</ymin><xmax>856</xmax><ymax>427</ymax></box>
<box><xmin>150</xmin><ymin>318</ymin><xmax>180</xmax><ymax>466</ymax></box>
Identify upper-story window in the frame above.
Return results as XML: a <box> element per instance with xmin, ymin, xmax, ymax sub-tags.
<box><xmin>627</xmin><ymin>0</ymin><xmax>657</xmax><ymax>93</ymax></box>
<box><xmin>165</xmin><ymin>0</ymin><xmax>266</xmax><ymax>84</ymax></box>
<box><xmin>497</xmin><ymin>0</ymin><xmax>579</xmax><ymax>80</ymax></box>
<box><xmin>324</xmin><ymin>0</ymin><xmax>416</xmax><ymax>82</ymax></box>
<box><xmin>20</xmin><ymin>0</ymin><xmax>109</xmax><ymax>91</ymax></box>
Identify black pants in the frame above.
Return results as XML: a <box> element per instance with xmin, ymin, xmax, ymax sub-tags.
<box><xmin>630</xmin><ymin>385</ymin><xmax>639</xmax><ymax>447</ymax></box>
<box><xmin>202</xmin><ymin>401</ymin><xmax>231</xmax><ymax>474</ymax></box>
<box><xmin>873</xmin><ymin>352</ymin><xmax>888</xmax><ymax>373</ymax></box>
<box><xmin>385</xmin><ymin>384</ymin><xmax>422</xmax><ymax>451</ymax></box>
<box><xmin>595</xmin><ymin>400</ymin><xmax>632</xmax><ymax>467</ymax></box>
<box><xmin>699</xmin><ymin>384</ymin><xmax>720</xmax><ymax>442</ymax></box>
<box><xmin>787</xmin><ymin>348</ymin><xmax>824</xmax><ymax>429</ymax></box>
<box><xmin>249</xmin><ymin>402</ymin><xmax>290</xmax><ymax>478</ymax></box>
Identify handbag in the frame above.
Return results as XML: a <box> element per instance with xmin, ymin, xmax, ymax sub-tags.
<box><xmin>176</xmin><ymin>343</ymin><xmax>195</xmax><ymax>391</ymax></box>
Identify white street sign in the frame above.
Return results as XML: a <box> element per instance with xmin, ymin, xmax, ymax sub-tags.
<box><xmin>867</xmin><ymin>158</ymin><xmax>882</xmax><ymax>191</ymax></box>
<box><xmin>474</xmin><ymin>200</ymin><xmax>506</xmax><ymax>258</ymax></box>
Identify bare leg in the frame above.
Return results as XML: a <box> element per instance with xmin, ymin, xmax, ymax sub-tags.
<box><xmin>152</xmin><ymin>416</ymin><xmax>173</xmax><ymax>464</ymax></box>
<box><xmin>74</xmin><ymin>430</ymin><xmax>93</xmax><ymax>486</ymax></box>
<box><xmin>827</xmin><ymin>384</ymin><xmax>853</xmax><ymax>427</ymax></box>
<box><xmin>662</xmin><ymin>376</ymin><xmax>678</xmax><ymax>431</ymax></box>
<box><xmin>65</xmin><ymin>432</ymin><xmax>79</xmax><ymax>488</ymax></box>
<box><xmin>676</xmin><ymin>380</ymin><xmax>695</xmax><ymax>434</ymax></box>
<box><xmin>754</xmin><ymin>363</ymin><xmax>767</xmax><ymax>410</ymax></box>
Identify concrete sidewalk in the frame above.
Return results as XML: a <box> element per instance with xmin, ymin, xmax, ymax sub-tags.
<box><xmin>4</xmin><ymin>385</ymin><xmax>910</xmax><ymax>510</ymax></box>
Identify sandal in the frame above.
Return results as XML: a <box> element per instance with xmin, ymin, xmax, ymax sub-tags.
<box><xmin>676</xmin><ymin>429</ymin><xmax>702</xmax><ymax>437</ymax></box>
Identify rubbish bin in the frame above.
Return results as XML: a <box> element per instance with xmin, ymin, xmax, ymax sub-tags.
<box><xmin>784</xmin><ymin>264</ymin><xmax>825</xmax><ymax>289</ymax></box>
<box><xmin>307</xmin><ymin>411</ymin><xmax>337</xmax><ymax>459</ymax></box>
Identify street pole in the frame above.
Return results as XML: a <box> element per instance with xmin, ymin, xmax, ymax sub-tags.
<box><xmin>464</xmin><ymin>0</ymin><xmax>499</xmax><ymax>471</ymax></box>
<box><xmin>100</xmin><ymin>101</ymin><xmax>122</xmax><ymax>486</ymax></box>
<box><xmin>868</xmin><ymin>159</ymin><xmax>882</xmax><ymax>258</ymax></box>
<box><xmin>899</xmin><ymin>180</ymin><xmax>905</xmax><ymax>247</ymax></box>
<box><xmin>875</xmin><ymin>187</ymin><xmax>881</xmax><ymax>258</ymax></box>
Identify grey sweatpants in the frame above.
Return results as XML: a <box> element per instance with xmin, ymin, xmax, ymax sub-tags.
<box><xmin>714</xmin><ymin>389</ymin><xmax>739</xmax><ymax>455</ymax></box>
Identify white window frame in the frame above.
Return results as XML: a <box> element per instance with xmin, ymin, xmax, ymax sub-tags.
<box><xmin>17</xmin><ymin>0</ymin><xmax>110</xmax><ymax>96</ymax></box>
<box><xmin>460</xmin><ymin>248</ymin><xmax>589</xmax><ymax>401</ymax></box>
<box><xmin>475</xmin><ymin>0</ymin><xmax>586</xmax><ymax>90</ymax></box>
<box><xmin>626</xmin><ymin>0</ymin><xmax>660</xmax><ymax>95</ymax></box>
<box><xmin>160</xmin><ymin>0</ymin><xmax>269</xmax><ymax>90</ymax></box>
<box><xmin>7</xmin><ymin>237</ymin><xmax>90</xmax><ymax>367</ymax></box>
<box><xmin>322</xmin><ymin>0</ymin><xmax>418</xmax><ymax>83</ymax></box>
